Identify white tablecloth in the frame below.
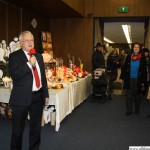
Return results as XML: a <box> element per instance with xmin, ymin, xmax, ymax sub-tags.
<box><xmin>48</xmin><ymin>87</ymin><xmax>70</xmax><ymax>131</ymax></box>
<box><xmin>0</xmin><ymin>87</ymin><xmax>11</xmax><ymax>103</ymax></box>
<box><xmin>0</xmin><ymin>74</ymin><xmax>92</xmax><ymax>131</ymax></box>
<box><xmin>48</xmin><ymin>75</ymin><xmax>92</xmax><ymax>131</ymax></box>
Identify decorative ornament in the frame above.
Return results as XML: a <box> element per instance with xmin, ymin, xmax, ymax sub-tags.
<box><xmin>31</xmin><ymin>18</ymin><xmax>37</xmax><ymax>29</ymax></box>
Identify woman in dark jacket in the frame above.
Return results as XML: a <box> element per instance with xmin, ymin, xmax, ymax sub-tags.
<box><xmin>120</xmin><ymin>43</ymin><xmax>147</xmax><ymax>116</ymax></box>
<box><xmin>107</xmin><ymin>48</ymin><xmax>120</xmax><ymax>81</ymax></box>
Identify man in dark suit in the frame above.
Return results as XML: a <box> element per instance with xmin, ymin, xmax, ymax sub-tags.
<box><xmin>9</xmin><ymin>31</ymin><xmax>49</xmax><ymax>150</ymax></box>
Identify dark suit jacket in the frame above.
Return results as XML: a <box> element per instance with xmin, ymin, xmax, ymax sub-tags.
<box><xmin>8</xmin><ymin>49</ymin><xmax>49</xmax><ymax>106</ymax></box>
<box><xmin>92</xmin><ymin>50</ymin><xmax>105</xmax><ymax>71</ymax></box>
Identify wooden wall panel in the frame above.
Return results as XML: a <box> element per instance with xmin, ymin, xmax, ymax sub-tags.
<box><xmin>8</xmin><ymin>5</ymin><xmax>21</xmax><ymax>42</ymax></box>
<box><xmin>85</xmin><ymin>0</ymin><xmax>94</xmax><ymax>17</ymax></box>
<box><xmin>0</xmin><ymin>1</ymin><xmax>50</xmax><ymax>53</ymax></box>
<box><xmin>63</xmin><ymin>0</ymin><xmax>85</xmax><ymax>16</ymax></box>
<box><xmin>50</xmin><ymin>18</ymin><xmax>94</xmax><ymax>72</ymax></box>
<box><xmin>22</xmin><ymin>9</ymin><xmax>50</xmax><ymax>52</ymax></box>
<box><xmin>0</xmin><ymin>1</ymin><xmax>7</xmax><ymax>42</ymax></box>
<box><xmin>134</xmin><ymin>0</ymin><xmax>150</xmax><ymax>16</ymax></box>
<box><xmin>94</xmin><ymin>0</ymin><xmax>150</xmax><ymax>17</ymax></box>
<box><xmin>50</xmin><ymin>19</ymin><xmax>67</xmax><ymax>60</ymax></box>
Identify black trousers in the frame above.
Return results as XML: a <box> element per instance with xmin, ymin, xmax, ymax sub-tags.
<box><xmin>126</xmin><ymin>78</ymin><xmax>141</xmax><ymax>113</ymax></box>
<box><xmin>10</xmin><ymin>90</ymin><xmax>44</xmax><ymax>150</ymax></box>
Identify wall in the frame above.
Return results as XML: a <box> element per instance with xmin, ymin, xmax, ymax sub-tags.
<box><xmin>85</xmin><ymin>0</ymin><xmax>94</xmax><ymax>17</ymax></box>
<box><xmin>0</xmin><ymin>0</ymin><xmax>50</xmax><ymax>52</ymax></box>
<box><xmin>50</xmin><ymin>18</ymin><xmax>94</xmax><ymax>72</ymax></box>
<box><xmin>94</xmin><ymin>0</ymin><xmax>150</xmax><ymax>17</ymax></box>
<box><xmin>63</xmin><ymin>0</ymin><xmax>85</xmax><ymax>16</ymax></box>
<box><xmin>145</xmin><ymin>18</ymin><xmax>150</xmax><ymax>49</ymax></box>
<box><xmin>94</xmin><ymin>19</ymin><xmax>103</xmax><ymax>47</ymax></box>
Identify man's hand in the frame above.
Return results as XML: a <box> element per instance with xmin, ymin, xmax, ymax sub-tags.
<box><xmin>45</xmin><ymin>97</ymin><xmax>49</xmax><ymax>105</ymax></box>
<box><xmin>29</xmin><ymin>56</ymin><xmax>36</xmax><ymax>66</ymax></box>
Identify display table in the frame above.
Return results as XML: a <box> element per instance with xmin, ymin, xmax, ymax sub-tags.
<box><xmin>0</xmin><ymin>87</ymin><xmax>11</xmax><ymax>103</ymax></box>
<box><xmin>0</xmin><ymin>74</ymin><xmax>92</xmax><ymax>131</ymax></box>
<box><xmin>48</xmin><ymin>74</ymin><xmax>92</xmax><ymax>131</ymax></box>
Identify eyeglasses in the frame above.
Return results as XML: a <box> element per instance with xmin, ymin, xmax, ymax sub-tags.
<box><xmin>22</xmin><ymin>39</ymin><xmax>34</xmax><ymax>43</ymax></box>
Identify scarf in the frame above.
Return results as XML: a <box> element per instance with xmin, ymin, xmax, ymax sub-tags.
<box><xmin>131</xmin><ymin>53</ymin><xmax>141</xmax><ymax>61</ymax></box>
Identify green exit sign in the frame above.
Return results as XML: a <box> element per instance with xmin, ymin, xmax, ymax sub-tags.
<box><xmin>118</xmin><ymin>6</ymin><xmax>129</xmax><ymax>13</ymax></box>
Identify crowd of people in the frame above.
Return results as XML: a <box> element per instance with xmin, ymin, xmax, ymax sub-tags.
<box><xmin>92</xmin><ymin>42</ymin><xmax>150</xmax><ymax>116</ymax></box>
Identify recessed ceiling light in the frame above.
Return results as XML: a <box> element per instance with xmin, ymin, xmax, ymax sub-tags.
<box><xmin>104</xmin><ymin>37</ymin><xmax>114</xmax><ymax>43</ymax></box>
<box><xmin>122</xmin><ymin>25</ymin><xmax>132</xmax><ymax>43</ymax></box>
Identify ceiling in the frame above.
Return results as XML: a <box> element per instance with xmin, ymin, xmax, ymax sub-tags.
<box><xmin>3</xmin><ymin>0</ymin><xmax>83</xmax><ymax>18</ymax></box>
<box><xmin>102</xmin><ymin>17</ymin><xmax>149</xmax><ymax>44</ymax></box>
<box><xmin>104</xmin><ymin>22</ymin><xmax>145</xmax><ymax>44</ymax></box>
<box><xmin>2</xmin><ymin>1</ymin><xmax>149</xmax><ymax>44</ymax></box>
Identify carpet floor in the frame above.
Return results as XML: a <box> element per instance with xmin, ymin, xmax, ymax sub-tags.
<box><xmin>0</xmin><ymin>94</ymin><xmax>150</xmax><ymax>150</ymax></box>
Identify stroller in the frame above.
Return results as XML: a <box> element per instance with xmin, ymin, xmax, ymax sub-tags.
<box><xmin>91</xmin><ymin>68</ymin><xmax>112</xmax><ymax>103</ymax></box>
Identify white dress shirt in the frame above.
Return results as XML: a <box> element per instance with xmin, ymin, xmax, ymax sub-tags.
<box><xmin>23</xmin><ymin>50</ymin><xmax>42</xmax><ymax>91</ymax></box>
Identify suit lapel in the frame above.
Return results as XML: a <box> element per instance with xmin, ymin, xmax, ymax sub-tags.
<box><xmin>19</xmin><ymin>49</ymin><xmax>28</xmax><ymax>63</ymax></box>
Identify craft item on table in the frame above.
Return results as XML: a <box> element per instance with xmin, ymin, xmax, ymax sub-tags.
<box><xmin>0</xmin><ymin>69</ymin><xmax>3</xmax><ymax>78</ymax></box>
<box><xmin>9</xmin><ymin>37</ymin><xmax>20</xmax><ymax>53</ymax></box>
<box><xmin>72</xmin><ymin>56</ymin><xmax>74</xmax><ymax>65</ymax></box>
<box><xmin>59</xmin><ymin>58</ymin><xmax>63</xmax><ymax>66</ymax></box>
<box><xmin>2</xmin><ymin>40</ymin><xmax>6</xmax><ymax>44</ymax></box>
<box><xmin>64</xmin><ymin>74</ymin><xmax>77</xmax><ymax>82</ymax></box>
<box><xmin>74</xmin><ymin>67</ymin><xmax>81</xmax><ymax>74</ymax></box>
<box><xmin>68</xmin><ymin>53</ymin><xmax>70</xmax><ymax>61</ymax></box>
<box><xmin>78</xmin><ymin>57</ymin><xmax>81</xmax><ymax>65</ymax></box>
<box><xmin>9</xmin><ymin>41</ymin><xmax>16</xmax><ymax>53</ymax></box>
<box><xmin>14</xmin><ymin>37</ymin><xmax>20</xmax><ymax>50</ymax></box>
<box><xmin>6</xmin><ymin>46</ymin><xmax>11</xmax><ymax>57</ymax></box>
<box><xmin>56</xmin><ymin>66</ymin><xmax>66</xmax><ymax>79</ymax></box>
<box><xmin>0</xmin><ymin>43</ymin><xmax>6</xmax><ymax>63</ymax></box>
<box><xmin>47</xmin><ymin>69</ymin><xmax>53</xmax><ymax>78</ymax></box>
<box><xmin>42</xmin><ymin>50</ymin><xmax>52</xmax><ymax>63</ymax></box>
<box><xmin>80</xmin><ymin>63</ymin><xmax>83</xmax><ymax>72</ymax></box>
<box><xmin>56</xmin><ymin>83</ymin><xmax>63</xmax><ymax>89</ymax></box>
<box><xmin>68</xmin><ymin>53</ymin><xmax>73</xmax><ymax>69</ymax></box>
<box><xmin>69</xmin><ymin>60</ymin><xmax>73</xmax><ymax>69</ymax></box>
<box><xmin>2</xmin><ymin>76</ymin><xmax>12</xmax><ymax>88</ymax></box>
<box><xmin>50</xmin><ymin>83</ymin><xmax>57</xmax><ymax>88</ymax></box>
<box><xmin>82</xmin><ymin>71</ymin><xmax>88</xmax><ymax>77</ymax></box>
<box><xmin>61</xmin><ymin>59</ymin><xmax>63</xmax><ymax>66</ymax></box>
<box><xmin>78</xmin><ymin>72</ymin><xmax>83</xmax><ymax>78</ymax></box>
<box><xmin>2</xmin><ymin>43</ymin><xmax>8</xmax><ymax>61</ymax></box>
<box><xmin>14</xmin><ymin>37</ymin><xmax>18</xmax><ymax>42</ymax></box>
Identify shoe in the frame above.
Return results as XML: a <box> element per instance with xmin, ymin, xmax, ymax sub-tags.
<box><xmin>125</xmin><ymin>112</ymin><xmax>132</xmax><ymax>116</ymax></box>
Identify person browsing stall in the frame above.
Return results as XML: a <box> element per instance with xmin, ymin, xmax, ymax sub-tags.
<box><xmin>9</xmin><ymin>31</ymin><xmax>49</xmax><ymax>150</ymax></box>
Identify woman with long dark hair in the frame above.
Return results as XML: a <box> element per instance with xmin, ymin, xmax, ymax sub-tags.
<box><xmin>107</xmin><ymin>48</ymin><xmax>120</xmax><ymax>81</ymax></box>
<box><xmin>120</xmin><ymin>43</ymin><xmax>147</xmax><ymax>115</ymax></box>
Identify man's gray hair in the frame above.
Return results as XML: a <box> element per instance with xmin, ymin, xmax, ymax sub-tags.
<box><xmin>19</xmin><ymin>31</ymin><xmax>34</xmax><ymax>41</ymax></box>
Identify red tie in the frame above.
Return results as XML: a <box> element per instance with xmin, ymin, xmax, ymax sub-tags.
<box><xmin>28</xmin><ymin>53</ymin><xmax>40</xmax><ymax>88</ymax></box>
<box><xmin>33</xmin><ymin>67</ymin><xmax>40</xmax><ymax>88</ymax></box>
